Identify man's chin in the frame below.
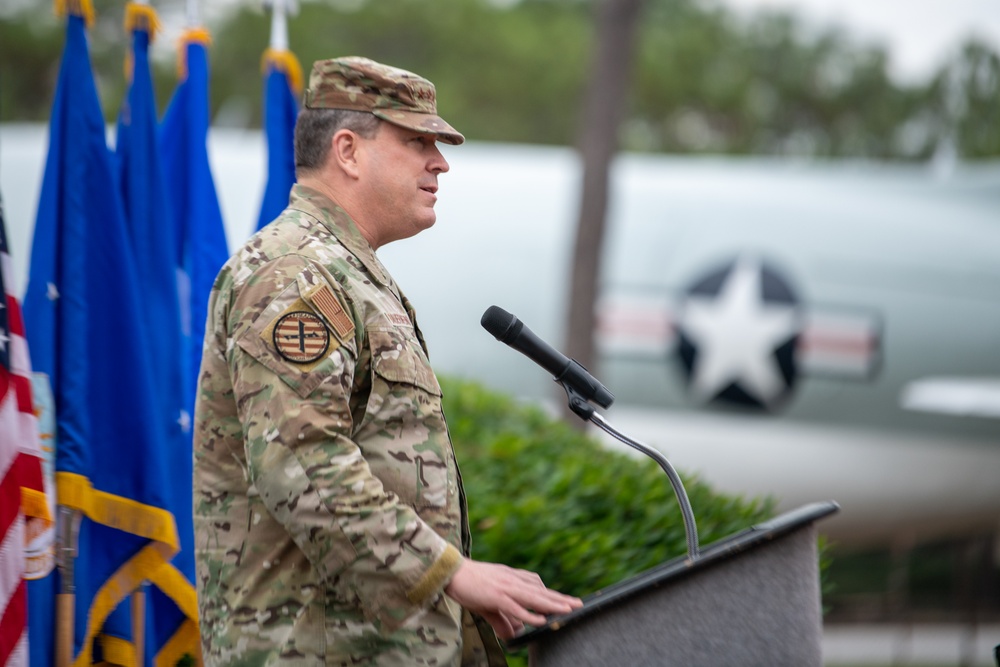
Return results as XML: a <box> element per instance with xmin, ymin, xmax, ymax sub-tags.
<box><xmin>386</xmin><ymin>216</ymin><xmax>436</xmax><ymax>246</ymax></box>
<box><xmin>416</xmin><ymin>212</ymin><xmax>437</xmax><ymax>231</ymax></box>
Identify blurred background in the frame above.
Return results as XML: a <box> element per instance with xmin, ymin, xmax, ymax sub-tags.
<box><xmin>2</xmin><ymin>0</ymin><xmax>999</xmax><ymax>664</ymax></box>
<box><xmin>2</xmin><ymin>0</ymin><xmax>999</xmax><ymax>157</ymax></box>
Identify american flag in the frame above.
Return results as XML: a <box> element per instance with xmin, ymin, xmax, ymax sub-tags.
<box><xmin>0</xmin><ymin>197</ymin><xmax>48</xmax><ymax>666</ymax></box>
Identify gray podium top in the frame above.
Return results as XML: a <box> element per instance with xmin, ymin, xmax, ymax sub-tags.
<box><xmin>506</xmin><ymin>500</ymin><xmax>839</xmax><ymax>650</ymax></box>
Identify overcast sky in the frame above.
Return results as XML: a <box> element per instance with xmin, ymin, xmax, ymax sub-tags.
<box><xmin>714</xmin><ymin>0</ymin><xmax>1000</xmax><ymax>82</ymax></box>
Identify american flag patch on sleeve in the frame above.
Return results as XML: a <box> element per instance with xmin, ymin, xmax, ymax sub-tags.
<box><xmin>307</xmin><ymin>284</ymin><xmax>355</xmax><ymax>343</ymax></box>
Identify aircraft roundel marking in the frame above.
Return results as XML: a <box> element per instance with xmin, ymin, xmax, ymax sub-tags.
<box><xmin>273</xmin><ymin>311</ymin><xmax>330</xmax><ymax>364</ymax></box>
<box><xmin>676</xmin><ymin>256</ymin><xmax>801</xmax><ymax>411</ymax></box>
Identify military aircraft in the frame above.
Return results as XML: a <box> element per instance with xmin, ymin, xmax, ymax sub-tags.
<box><xmin>387</xmin><ymin>142</ymin><xmax>1000</xmax><ymax>553</ymax></box>
<box><xmin>3</xmin><ymin>124</ymin><xmax>999</xmax><ymax>553</ymax></box>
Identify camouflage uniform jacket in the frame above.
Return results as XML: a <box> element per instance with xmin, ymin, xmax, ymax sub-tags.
<box><xmin>194</xmin><ymin>184</ymin><xmax>506</xmax><ymax>666</ymax></box>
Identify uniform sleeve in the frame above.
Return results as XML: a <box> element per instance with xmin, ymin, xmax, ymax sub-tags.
<box><xmin>225</xmin><ymin>254</ymin><xmax>461</xmax><ymax>632</ymax></box>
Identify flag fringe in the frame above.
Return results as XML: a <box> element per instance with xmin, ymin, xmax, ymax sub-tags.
<box><xmin>54</xmin><ymin>0</ymin><xmax>95</xmax><ymax>25</ymax></box>
<box><xmin>21</xmin><ymin>486</ymin><xmax>52</xmax><ymax>523</ymax></box>
<box><xmin>147</xmin><ymin>562</ymin><xmax>201</xmax><ymax>666</ymax></box>
<box><xmin>154</xmin><ymin>618</ymin><xmax>200</xmax><ymax>667</ymax></box>
<box><xmin>56</xmin><ymin>472</ymin><xmax>180</xmax><ymax>550</ymax></box>
<box><xmin>74</xmin><ymin>541</ymin><xmax>174</xmax><ymax>666</ymax></box>
<box><xmin>56</xmin><ymin>473</ymin><xmax>198</xmax><ymax>665</ymax></box>
<box><xmin>175</xmin><ymin>28</ymin><xmax>213</xmax><ymax>81</ymax></box>
<box><xmin>99</xmin><ymin>633</ymin><xmax>135</xmax><ymax>667</ymax></box>
<box><xmin>147</xmin><ymin>562</ymin><xmax>198</xmax><ymax>620</ymax></box>
<box><xmin>262</xmin><ymin>48</ymin><xmax>304</xmax><ymax>95</ymax></box>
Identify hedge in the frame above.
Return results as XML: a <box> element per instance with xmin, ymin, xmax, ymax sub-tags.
<box><xmin>442</xmin><ymin>376</ymin><xmax>778</xmax><ymax>598</ymax></box>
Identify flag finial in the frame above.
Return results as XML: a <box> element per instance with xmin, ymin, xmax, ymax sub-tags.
<box><xmin>54</xmin><ymin>0</ymin><xmax>96</xmax><ymax>26</ymax></box>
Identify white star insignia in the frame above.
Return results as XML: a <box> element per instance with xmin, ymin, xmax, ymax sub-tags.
<box><xmin>178</xmin><ymin>409</ymin><xmax>191</xmax><ymax>434</ymax></box>
<box><xmin>680</xmin><ymin>257</ymin><xmax>800</xmax><ymax>405</ymax></box>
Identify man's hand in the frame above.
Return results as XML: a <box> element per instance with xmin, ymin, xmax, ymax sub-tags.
<box><xmin>444</xmin><ymin>557</ymin><xmax>583</xmax><ymax>640</ymax></box>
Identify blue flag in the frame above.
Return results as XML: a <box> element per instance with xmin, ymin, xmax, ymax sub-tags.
<box><xmin>22</xmin><ymin>10</ymin><xmax>180</xmax><ymax>665</ymax></box>
<box><xmin>159</xmin><ymin>29</ymin><xmax>230</xmax><ymax>423</ymax></box>
<box><xmin>256</xmin><ymin>48</ymin><xmax>301</xmax><ymax>231</ymax></box>
<box><xmin>115</xmin><ymin>5</ymin><xmax>199</xmax><ymax>664</ymax></box>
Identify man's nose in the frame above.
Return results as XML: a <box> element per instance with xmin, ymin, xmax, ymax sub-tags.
<box><xmin>429</xmin><ymin>145</ymin><xmax>450</xmax><ymax>173</ymax></box>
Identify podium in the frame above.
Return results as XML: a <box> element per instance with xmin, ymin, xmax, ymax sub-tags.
<box><xmin>479</xmin><ymin>306</ymin><xmax>841</xmax><ymax>666</ymax></box>
<box><xmin>507</xmin><ymin>501</ymin><xmax>839</xmax><ymax>666</ymax></box>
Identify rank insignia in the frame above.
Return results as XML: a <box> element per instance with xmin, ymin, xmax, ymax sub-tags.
<box><xmin>272</xmin><ymin>311</ymin><xmax>330</xmax><ymax>364</ymax></box>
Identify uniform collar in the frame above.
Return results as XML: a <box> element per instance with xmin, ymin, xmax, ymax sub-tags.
<box><xmin>288</xmin><ymin>183</ymin><xmax>392</xmax><ymax>287</ymax></box>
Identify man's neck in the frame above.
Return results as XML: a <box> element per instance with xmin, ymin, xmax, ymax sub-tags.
<box><xmin>296</xmin><ymin>175</ymin><xmax>381</xmax><ymax>249</ymax></box>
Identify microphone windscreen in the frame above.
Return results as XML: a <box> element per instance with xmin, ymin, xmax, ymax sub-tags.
<box><xmin>481</xmin><ymin>305</ymin><xmax>517</xmax><ymax>341</ymax></box>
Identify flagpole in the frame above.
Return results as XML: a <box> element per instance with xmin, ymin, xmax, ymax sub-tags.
<box><xmin>160</xmin><ymin>0</ymin><xmax>227</xmax><ymax>656</ymax></box>
<box><xmin>267</xmin><ymin>0</ymin><xmax>289</xmax><ymax>51</ymax></box>
<box><xmin>132</xmin><ymin>583</ymin><xmax>146</xmax><ymax>663</ymax></box>
<box><xmin>123</xmin><ymin>3</ymin><xmax>153</xmax><ymax>661</ymax></box>
<box><xmin>55</xmin><ymin>506</ymin><xmax>79</xmax><ymax>667</ymax></box>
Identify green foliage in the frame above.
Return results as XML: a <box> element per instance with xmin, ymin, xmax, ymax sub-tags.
<box><xmin>0</xmin><ymin>11</ymin><xmax>64</xmax><ymax>121</ymax></box>
<box><xmin>632</xmin><ymin>8</ymin><xmax>935</xmax><ymax>158</ymax></box>
<box><xmin>3</xmin><ymin>0</ymin><xmax>998</xmax><ymax>159</ymax></box>
<box><xmin>936</xmin><ymin>39</ymin><xmax>1000</xmax><ymax>159</ymax></box>
<box><xmin>210</xmin><ymin>0</ymin><xmax>592</xmax><ymax>144</ymax></box>
<box><xmin>442</xmin><ymin>376</ymin><xmax>776</xmax><ymax>597</ymax></box>
<box><xmin>1</xmin><ymin>0</ymin><xmax>189</xmax><ymax>122</ymax></box>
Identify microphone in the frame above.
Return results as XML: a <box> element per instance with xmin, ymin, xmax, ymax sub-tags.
<box><xmin>481</xmin><ymin>305</ymin><xmax>614</xmax><ymax>410</ymax></box>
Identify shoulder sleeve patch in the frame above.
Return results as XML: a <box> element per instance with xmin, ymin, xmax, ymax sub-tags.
<box><xmin>303</xmin><ymin>283</ymin><xmax>355</xmax><ymax>345</ymax></box>
<box><xmin>260</xmin><ymin>297</ymin><xmax>338</xmax><ymax>373</ymax></box>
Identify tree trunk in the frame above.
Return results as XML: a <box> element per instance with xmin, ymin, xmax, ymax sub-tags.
<box><xmin>564</xmin><ymin>0</ymin><xmax>643</xmax><ymax>421</ymax></box>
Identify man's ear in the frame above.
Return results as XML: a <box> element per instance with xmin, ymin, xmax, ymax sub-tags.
<box><xmin>330</xmin><ymin>129</ymin><xmax>361</xmax><ymax>179</ymax></box>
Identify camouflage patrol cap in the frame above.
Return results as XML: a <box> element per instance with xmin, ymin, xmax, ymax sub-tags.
<box><xmin>303</xmin><ymin>56</ymin><xmax>465</xmax><ymax>145</ymax></box>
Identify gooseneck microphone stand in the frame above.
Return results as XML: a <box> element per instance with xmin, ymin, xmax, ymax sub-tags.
<box><xmin>562</xmin><ymin>384</ymin><xmax>701</xmax><ymax>562</ymax></box>
<box><xmin>481</xmin><ymin>304</ymin><xmax>702</xmax><ymax>562</ymax></box>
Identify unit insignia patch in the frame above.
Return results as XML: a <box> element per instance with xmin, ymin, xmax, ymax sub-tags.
<box><xmin>272</xmin><ymin>311</ymin><xmax>330</xmax><ymax>364</ymax></box>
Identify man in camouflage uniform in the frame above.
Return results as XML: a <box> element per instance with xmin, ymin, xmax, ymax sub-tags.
<box><xmin>193</xmin><ymin>56</ymin><xmax>581</xmax><ymax>666</ymax></box>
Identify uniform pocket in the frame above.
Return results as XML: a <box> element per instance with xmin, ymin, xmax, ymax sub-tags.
<box><xmin>369</xmin><ymin>328</ymin><xmax>442</xmax><ymax>396</ymax></box>
<box><xmin>363</xmin><ymin>328</ymin><xmax>450</xmax><ymax>510</ymax></box>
